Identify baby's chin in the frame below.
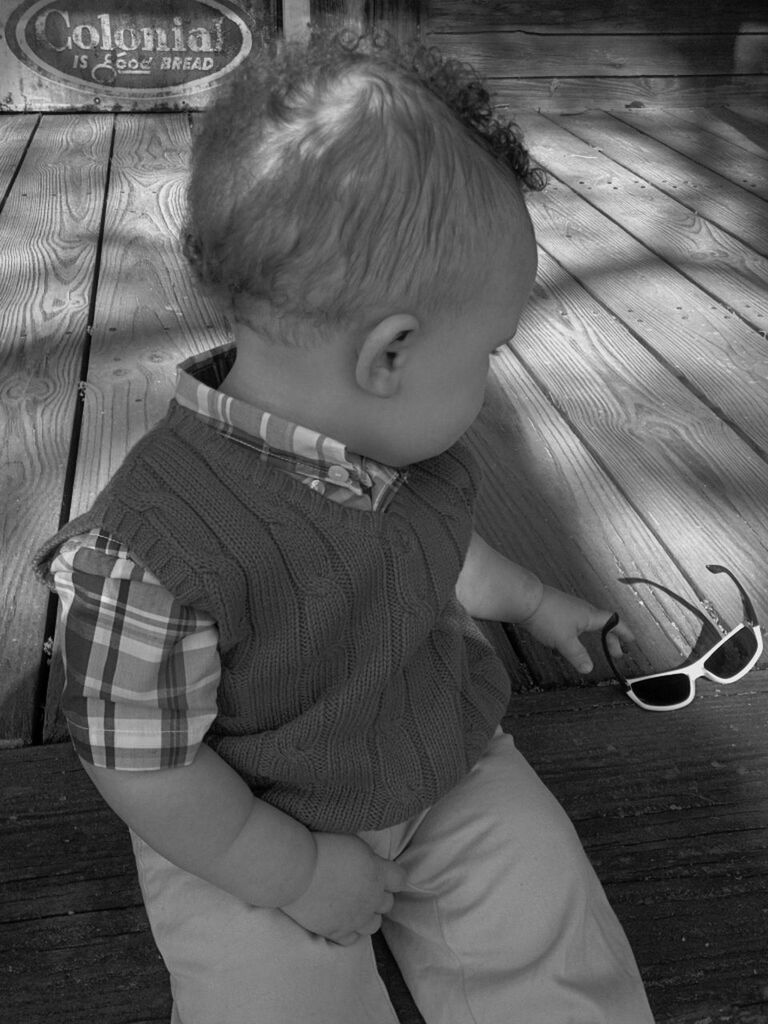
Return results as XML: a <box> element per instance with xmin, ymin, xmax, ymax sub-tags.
<box><xmin>364</xmin><ymin>434</ymin><xmax>468</xmax><ymax>468</ymax></box>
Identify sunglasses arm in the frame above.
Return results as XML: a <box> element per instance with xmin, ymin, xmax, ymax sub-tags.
<box><xmin>706</xmin><ymin>564</ymin><xmax>759</xmax><ymax>627</ymax></box>
<box><xmin>601</xmin><ymin>613</ymin><xmax>632</xmax><ymax>692</ymax></box>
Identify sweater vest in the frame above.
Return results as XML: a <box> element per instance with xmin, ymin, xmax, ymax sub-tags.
<box><xmin>36</xmin><ymin>402</ymin><xmax>511</xmax><ymax>832</ymax></box>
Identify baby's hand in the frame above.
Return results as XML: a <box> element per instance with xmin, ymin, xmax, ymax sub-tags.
<box><xmin>280</xmin><ymin>832</ymin><xmax>407</xmax><ymax>946</ymax></box>
<box><xmin>518</xmin><ymin>585</ymin><xmax>634</xmax><ymax>674</ymax></box>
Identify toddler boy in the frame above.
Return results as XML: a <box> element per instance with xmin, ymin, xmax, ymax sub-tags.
<box><xmin>37</xmin><ymin>31</ymin><xmax>654</xmax><ymax>1024</ymax></box>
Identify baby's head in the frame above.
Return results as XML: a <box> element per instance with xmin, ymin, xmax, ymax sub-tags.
<box><xmin>186</xmin><ymin>31</ymin><xmax>543</xmax><ymax>465</ymax></box>
<box><xmin>186</xmin><ymin>30</ymin><xmax>543</xmax><ymax>345</ymax></box>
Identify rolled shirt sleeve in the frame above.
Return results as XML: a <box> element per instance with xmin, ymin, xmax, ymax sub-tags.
<box><xmin>47</xmin><ymin>530</ymin><xmax>220</xmax><ymax>770</ymax></box>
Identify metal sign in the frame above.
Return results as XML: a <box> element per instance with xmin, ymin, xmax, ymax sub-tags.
<box><xmin>1</xmin><ymin>0</ymin><xmax>267</xmax><ymax>109</ymax></box>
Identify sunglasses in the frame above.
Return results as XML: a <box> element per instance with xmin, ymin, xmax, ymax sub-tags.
<box><xmin>601</xmin><ymin>564</ymin><xmax>763</xmax><ymax>711</ymax></box>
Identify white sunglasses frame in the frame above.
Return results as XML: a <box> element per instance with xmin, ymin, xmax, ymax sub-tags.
<box><xmin>618</xmin><ymin>622</ymin><xmax>763</xmax><ymax>712</ymax></box>
<box><xmin>602</xmin><ymin>564</ymin><xmax>763</xmax><ymax>712</ymax></box>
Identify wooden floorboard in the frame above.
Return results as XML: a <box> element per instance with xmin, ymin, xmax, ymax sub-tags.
<box><xmin>527</xmin><ymin>113</ymin><xmax>768</xmax><ymax>332</ymax></box>
<box><xmin>672</xmin><ymin>106</ymin><xmax>768</xmax><ymax>159</ymax></box>
<box><xmin>467</xmin><ymin>351</ymin><xmax>702</xmax><ymax>683</ymax></box>
<box><xmin>517</xmin><ymin>112</ymin><xmax>768</xmax><ymax>456</ymax></box>
<box><xmin>0</xmin><ymin>114</ymin><xmax>113</xmax><ymax>743</ymax></box>
<box><xmin>0</xmin><ymin>115</ymin><xmax>38</xmax><ymax>196</ymax></box>
<box><xmin>513</xmin><ymin>248</ymin><xmax>768</xmax><ymax>579</ymax></box>
<box><xmin>39</xmin><ymin>113</ymin><xmax>231</xmax><ymax>741</ymax></box>
<box><xmin>0</xmin><ymin>101</ymin><xmax>767</xmax><ymax>1020</ymax></box>
<box><xmin>67</xmin><ymin>113</ymin><xmax>229</xmax><ymax>522</ymax></box>
<box><xmin>539</xmin><ymin>110</ymin><xmax>768</xmax><ymax>259</ymax></box>
<box><xmin>507</xmin><ymin>675</ymin><xmax>768</xmax><ymax>1024</ymax></box>
<box><xmin>614</xmin><ymin>108</ymin><xmax>768</xmax><ymax>200</ymax></box>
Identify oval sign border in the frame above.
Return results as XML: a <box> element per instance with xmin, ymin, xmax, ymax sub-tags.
<box><xmin>5</xmin><ymin>0</ymin><xmax>254</xmax><ymax>98</ymax></box>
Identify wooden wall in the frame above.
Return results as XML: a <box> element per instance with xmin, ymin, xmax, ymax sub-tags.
<box><xmin>423</xmin><ymin>0</ymin><xmax>768</xmax><ymax>112</ymax></box>
<box><xmin>3</xmin><ymin>0</ymin><xmax>765</xmax><ymax>111</ymax></box>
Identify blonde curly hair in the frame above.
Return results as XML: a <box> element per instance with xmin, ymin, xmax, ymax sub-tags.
<box><xmin>185</xmin><ymin>30</ymin><xmax>544</xmax><ymax>344</ymax></box>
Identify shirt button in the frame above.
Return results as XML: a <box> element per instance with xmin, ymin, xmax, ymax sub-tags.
<box><xmin>328</xmin><ymin>465</ymin><xmax>349</xmax><ymax>483</ymax></box>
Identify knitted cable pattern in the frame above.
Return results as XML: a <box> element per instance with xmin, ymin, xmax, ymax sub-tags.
<box><xmin>37</xmin><ymin>403</ymin><xmax>511</xmax><ymax>831</ymax></box>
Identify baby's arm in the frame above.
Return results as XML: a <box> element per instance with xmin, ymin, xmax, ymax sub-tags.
<box><xmin>456</xmin><ymin>530</ymin><xmax>633</xmax><ymax>673</ymax></box>
<box><xmin>83</xmin><ymin>744</ymin><xmax>406</xmax><ymax>945</ymax></box>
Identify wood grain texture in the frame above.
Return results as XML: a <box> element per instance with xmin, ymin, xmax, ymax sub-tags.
<box><xmin>0</xmin><ymin>114</ymin><xmax>112</xmax><ymax>744</ymax></box>
<box><xmin>507</xmin><ymin>238</ymin><xmax>768</xmax><ymax>627</ymax></box>
<box><xmin>67</xmin><ymin>113</ymin><xmax>229</xmax><ymax>520</ymax></box>
<box><xmin>0</xmin><ymin>746</ymin><xmax>169</xmax><ymax>1024</ymax></box>
<box><xmin>43</xmin><ymin>114</ymin><xmax>229</xmax><ymax>734</ymax></box>
<box><xmin>529</xmin><ymin>111</ymin><xmax>768</xmax><ymax>335</ymax></box>
<box><xmin>729</xmin><ymin>101</ymin><xmax>768</xmax><ymax>128</ymax></box>
<box><xmin>0</xmin><ymin>114</ymin><xmax>37</xmax><ymax>200</ymax></box>
<box><xmin>613</xmin><ymin>107</ymin><xmax>768</xmax><ymax>199</ymax></box>
<box><xmin>675</xmin><ymin>105</ymin><xmax>768</xmax><ymax>158</ymax></box>
<box><xmin>425</xmin><ymin>0</ymin><xmax>768</xmax><ymax>36</ymax></box>
<box><xmin>426</xmin><ymin>31</ymin><xmax>748</xmax><ymax>78</ymax></box>
<box><xmin>516</xmin><ymin>115</ymin><xmax>768</xmax><ymax>455</ymax></box>
<box><xmin>468</xmin><ymin>352</ymin><xmax>706</xmax><ymax>686</ymax></box>
<box><xmin>535</xmin><ymin>109</ymin><xmax>768</xmax><ymax>256</ymax></box>
<box><xmin>489</xmin><ymin>76</ymin><xmax>768</xmax><ymax>114</ymax></box>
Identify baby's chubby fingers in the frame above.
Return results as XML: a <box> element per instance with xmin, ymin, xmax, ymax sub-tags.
<box><xmin>280</xmin><ymin>833</ymin><xmax>408</xmax><ymax>944</ymax></box>
<box><xmin>383</xmin><ymin>860</ymin><xmax>408</xmax><ymax>895</ymax></box>
<box><xmin>563</xmin><ymin>611</ymin><xmax>633</xmax><ymax>674</ymax></box>
<box><xmin>518</xmin><ymin>587</ymin><xmax>636</xmax><ymax>674</ymax></box>
<box><xmin>558</xmin><ymin>636</ymin><xmax>596</xmax><ymax>675</ymax></box>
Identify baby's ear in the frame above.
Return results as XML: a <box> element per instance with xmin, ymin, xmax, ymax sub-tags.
<box><xmin>355</xmin><ymin>314</ymin><xmax>419</xmax><ymax>398</ymax></box>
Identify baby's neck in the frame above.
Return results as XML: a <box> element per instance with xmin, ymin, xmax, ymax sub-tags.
<box><xmin>221</xmin><ymin>321</ymin><xmax>361</xmax><ymax>445</ymax></box>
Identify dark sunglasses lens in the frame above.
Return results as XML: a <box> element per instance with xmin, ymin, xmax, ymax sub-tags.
<box><xmin>631</xmin><ymin>673</ymin><xmax>692</xmax><ymax>708</ymax></box>
<box><xmin>704</xmin><ymin>626</ymin><xmax>758</xmax><ymax>678</ymax></box>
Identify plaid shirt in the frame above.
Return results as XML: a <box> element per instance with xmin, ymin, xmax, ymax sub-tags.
<box><xmin>49</xmin><ymin>344</ymin><xmax>405</xmax><ymax>770</ymax></box>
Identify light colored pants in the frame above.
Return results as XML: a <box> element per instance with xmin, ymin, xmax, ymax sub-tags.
<box><xmin>131</xmin><ymin>731</ymin><xmax>655</xmax><ymax>1024</ymax></box>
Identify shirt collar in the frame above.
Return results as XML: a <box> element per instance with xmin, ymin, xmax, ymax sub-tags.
<box><xmin>174</xmin><ymin>344</ymin><xmax>405</xmax><ymax>512</ymax></box>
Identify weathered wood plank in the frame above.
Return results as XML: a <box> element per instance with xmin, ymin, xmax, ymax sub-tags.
<box><xmin>729</xmin><ymin>100</ymin><xmax>768</xmax><ymax>128</ymax></box>
<box><xmin>426</xmin><ymin>31</ymin><xmax>748</xmax><ymax>78</ymax></box>
<box><xmin>498</xmin><ymin>236</ymin><xmax>768</xmax><ymax>625</ymax></box>
<box><xmin>41</xmin><ymin>114</ymin><xmax>228</xmax><ymax>738</ymax></box>
<box><xmin>612</xmin><ymin>108</ymin><xmax>768</xmax><ymax>201</ymax></box>
<box><xmin>0</xmin><ymin>114</ymin><xmax>38</xmax><ymax>199</ymax></box>
<box><xmin>469</xmin><ymin>351</ymin><xmax>705</xmax><ymax>686</ymax></box>
<box><xmin>507</xmin><ymin>674</ymin><xmax>768</xmax><ymax>1023</ymax></box>
<box><xmin>528</xmin><ymin>112</ymin><xmax>768</xmax><ymax>333</ymax></box>
<box><xmin>490</xmin><ymin>76</ymin><xmax>768</xmax><ymax>114</ymax></box>
<box><xmin>67</xmin><ymin>113</ymin><xmax>229</xmax><ymax>520</ymax></box>
<box><xmin>0</xmin><ymin>745</ymin><xmax>170</xmax><ymax>1023</ymax></box>
<box><xmin>515</xmin><ymin>114</ymin><xmax>768</xmax><ymax>455</ymax></box>
<box><xmin>370</xmin><ymin>0</ymin><xmax>422</xmax><ymax>40</ymax></box>
<box><xmin>426</xmin><ymin>0</ymin><xmax>768</xmax><ymax>36</ymax></box>
<box><xmin>536</xmin><ymin>109</ymin><xmax>768</xmax><ymax>256</ymax></box>
<box><xmin>3</xmin><ymin>920</ymin><xmax>170</xmax><ymax>1024</ymax></box>
<box><xmin>0</xmin><ymin>113</ymin><xmax>112</xmax><ymax>745</ymax></box>
<box><xmin>676</xmin><ymin>105</ymin><xmax>768</xmax><ymax>158</ymax></box>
